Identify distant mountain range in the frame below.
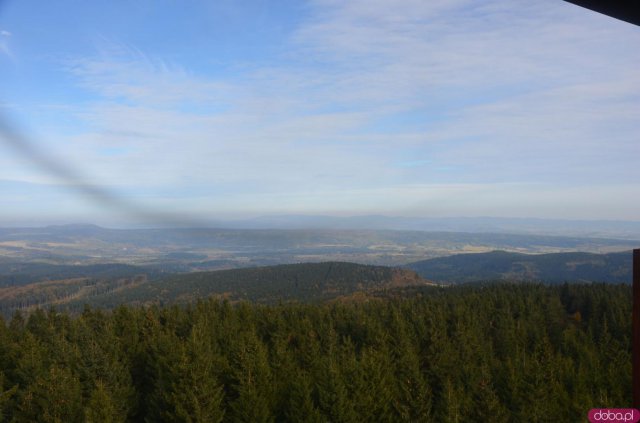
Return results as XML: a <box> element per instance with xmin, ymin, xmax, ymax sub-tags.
<box><xmin>405</xmin><ymin>250</ymin><xmax>632</xmax><ymax>284</ymax></box>
<box><xmin>214</xmin><ymin>215</ymin><xmax>640</xmax><ymax>239</ymax></box>
<box><xmin>4</xmin><ymin>215</ymin><xmax>640</xmax><ymax>239</ymax></box>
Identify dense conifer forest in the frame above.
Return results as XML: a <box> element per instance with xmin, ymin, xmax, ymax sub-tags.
<box><xmin>0</xmin><ymin>283</ymin><xmax>631</xmax><ymax>422</ymax></box>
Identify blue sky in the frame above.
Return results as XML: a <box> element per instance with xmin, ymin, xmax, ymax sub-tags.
<box><xmin>0</xmin><ymin>0</ymin><xmax>639</xmax><ymax>226</ymax></box>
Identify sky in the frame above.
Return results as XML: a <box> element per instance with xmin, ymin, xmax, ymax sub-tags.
<box><xmin>0</xmin><ymin>0</ymin><xmax>639</xmax><ymax>226</ymax></box>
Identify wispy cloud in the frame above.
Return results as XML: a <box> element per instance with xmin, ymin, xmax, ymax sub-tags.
<box><xmin>0</xmin><ymin>28</ymin><xmax>13</xmax><ymax>60</ymax></box>
<box><xmin>4</xmin><ymin>1</ymin><xmax>640</xmax><ymax>222</ymax></box>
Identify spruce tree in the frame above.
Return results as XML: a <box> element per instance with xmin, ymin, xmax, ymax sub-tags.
<box><xmin>162</xmin><ymin>322</ymin><xmax>225</xmax><ymax>423</ymax></box>
<box><xmin>84</xmin><ymin>380</ymin><xmax>120</xmax><ymax>423</ymax></box>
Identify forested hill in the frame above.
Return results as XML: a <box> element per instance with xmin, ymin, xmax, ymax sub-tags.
<box><xmin>0</xmin><ymin>262</ymin><xmax>431</xmax><ymax>315</ymax></box>
<box><xmin>405</xmin><ymin>250</ymin><xmax>632</xmax><ymax>284</ymax></box>
<box><xmin>77</xmin><ymin>262</ymin><xmax>431</xmax><ymax>310</ymax></box>
<box><xmin>0</xmin><ymin>261</ymin><xmax>154</xmax><ymax>287</ymax></box>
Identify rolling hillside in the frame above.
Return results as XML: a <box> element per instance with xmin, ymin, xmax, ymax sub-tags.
<box><xmin>0</xmin><ymin>261</ymin><xmax>154</xmax><ymax>287</ymax></box>
<box><xmin>77</xmin><ymin>262</ymin><xmax>432</xmax><ymax>309</ymax></box>
<box><xmin>405</xmin><ymin>250</ymin><xmax>632</xmax><ymax>284</ymax></box>
<box><xmin>1</xmin><ymin>262</ymin><xmax>431</xmax><ymax>315</ymax></box>
<box><xmin>2</xmin><ymin>248</ymin><xmax>634</xmax><ymax>316</ymax></box>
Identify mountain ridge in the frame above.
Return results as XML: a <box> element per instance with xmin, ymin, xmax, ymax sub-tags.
<box><xmin>405</xmin><ymin>250</ymin><xmax>632</xmax><ymax>284</ymax></box>
<box><xmin>0</xmin><ymin>261</ymin><xmax>434</xmax><ymax>316</ymax></box>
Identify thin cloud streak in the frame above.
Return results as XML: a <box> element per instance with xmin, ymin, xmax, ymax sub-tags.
<box><xmin>0</xmin><ymin>28</ymin><xmax>13</xmax><ymax>60</ymax></box>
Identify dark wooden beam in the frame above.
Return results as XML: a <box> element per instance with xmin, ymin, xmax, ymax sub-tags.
<box><xmin>563</xmin><ymin>0</ymin><xmax>640</xmax><ymax>26</ymax></box>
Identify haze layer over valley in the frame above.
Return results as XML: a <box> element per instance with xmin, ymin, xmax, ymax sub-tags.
<box><xmin>0</xmin><ymin>220</ymin><xmax>637</xmax><ymax>271</ymax></box>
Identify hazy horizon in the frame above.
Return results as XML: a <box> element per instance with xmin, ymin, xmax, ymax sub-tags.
<box><xmin>2</xmin><ymin>214</ymin><xmax>640</xmax><ymax>241</ymax></box>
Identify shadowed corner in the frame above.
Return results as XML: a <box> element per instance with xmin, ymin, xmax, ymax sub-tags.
<box><xmin>0</xmin><ymin>112</ymin><xmax>212</xmax><ymax>229</ymax></box>
<box><xmin>563</xmin><ymin>0</ymin><xmax>640</xmax><ymax>27</ymax></box>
